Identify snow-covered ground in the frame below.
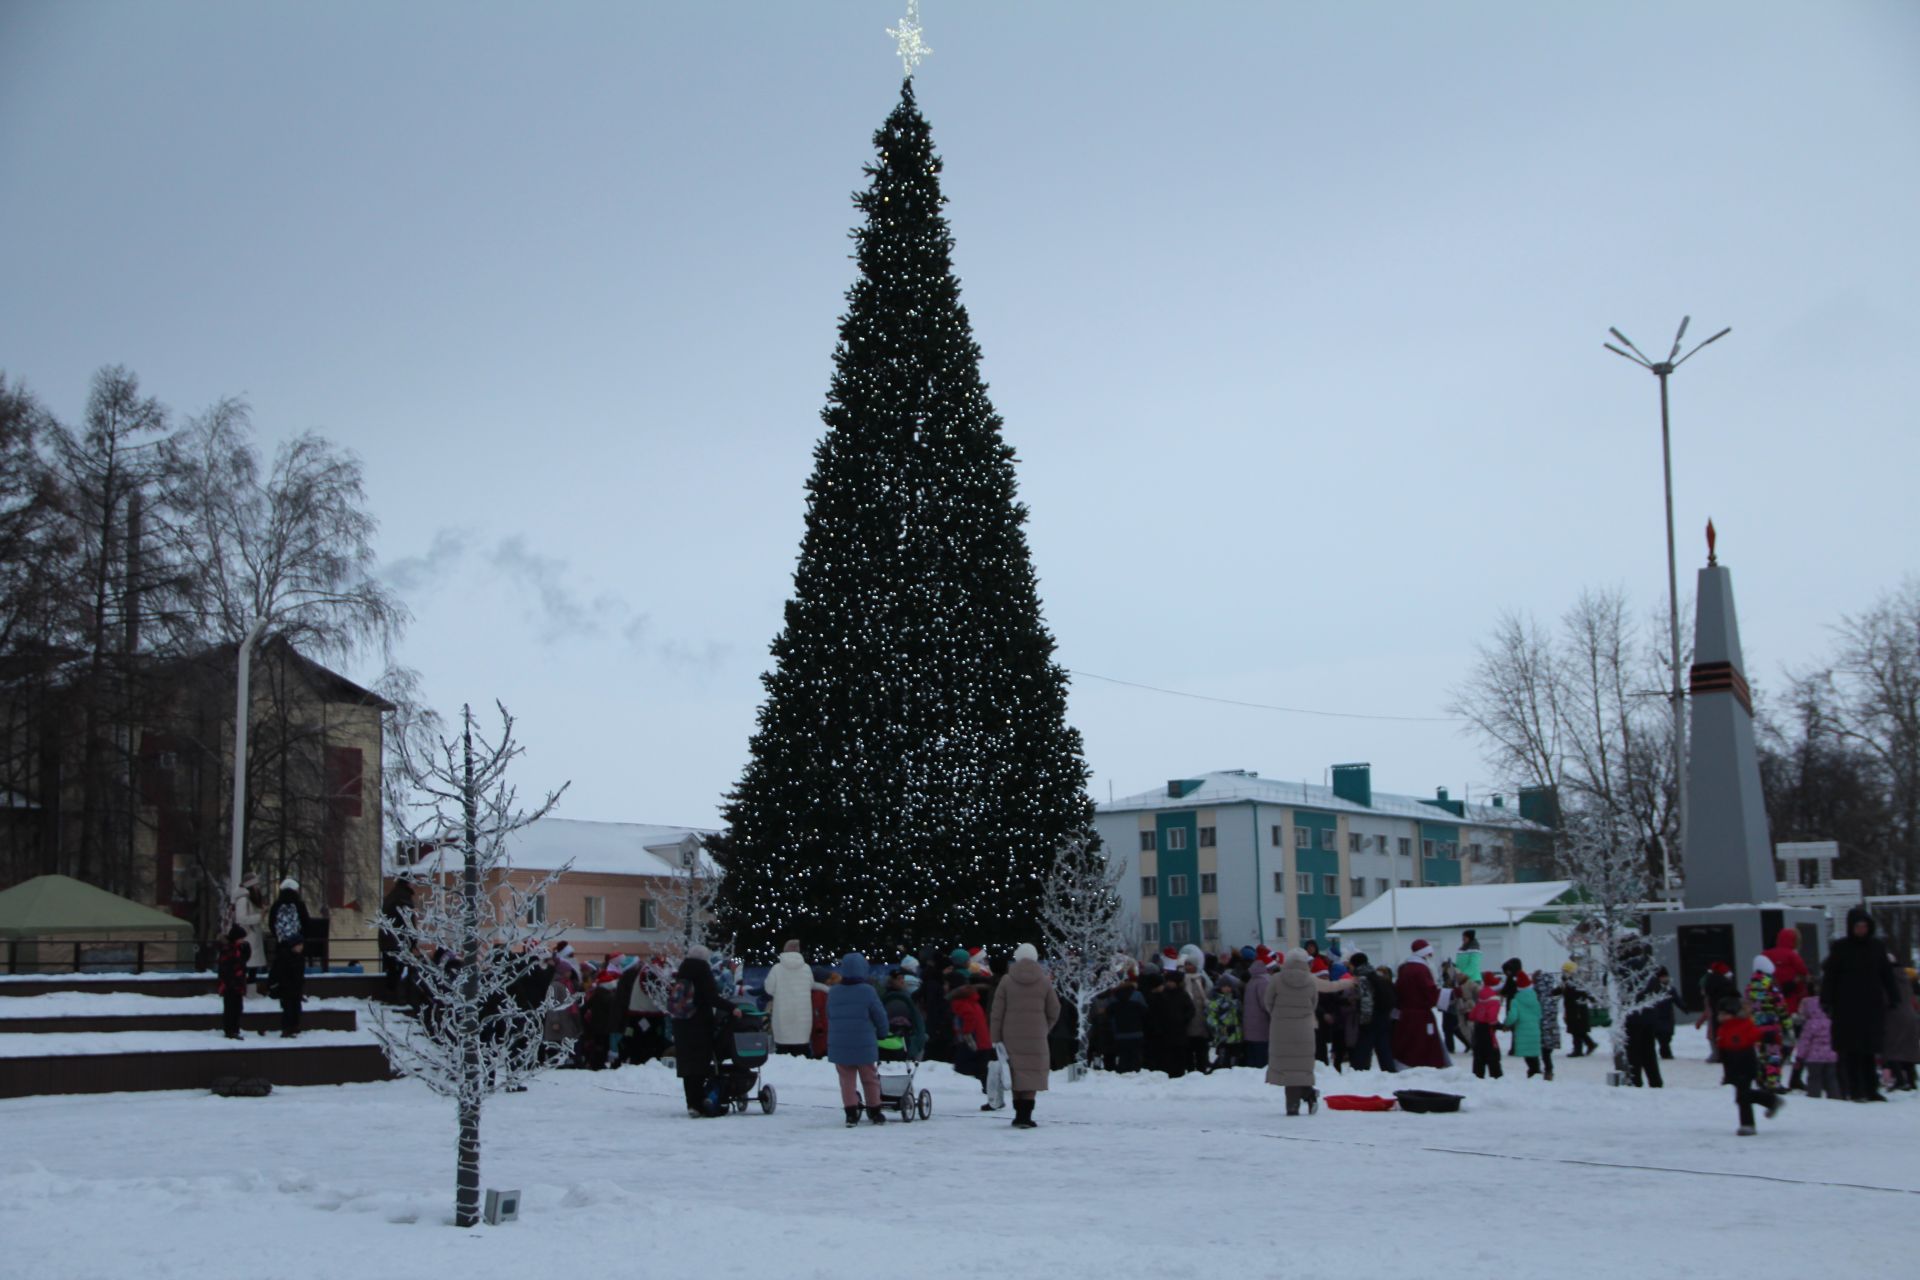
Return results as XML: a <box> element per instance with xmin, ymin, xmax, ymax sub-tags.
<box><xmin>3</xmin><ymin>1027</ymin><xmax>1914</xmax><ymax>1278</ymax></box>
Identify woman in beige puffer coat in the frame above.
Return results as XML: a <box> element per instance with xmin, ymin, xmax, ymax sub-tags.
<box><xmin>991</xmin><ymin>943</ymin><xmax>1062</xmax><ymax>1129</ymax></box>
<box><xmin>1264</xmin><ymin>949</ymin><xmax>1355</xmax><ymax>1115</ymax></box>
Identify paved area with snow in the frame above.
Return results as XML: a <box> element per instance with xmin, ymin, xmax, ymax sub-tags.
<box><xmin>3</xmin><ymin>1026</ymin><xmax>1916</xmax><ymax>1278</ymax></box>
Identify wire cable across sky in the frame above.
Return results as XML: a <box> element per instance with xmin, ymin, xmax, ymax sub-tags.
<box><xmin>1067</xmin><ymin>669</ymin><xmax>1467</xmax><ymax>724</ymax></box>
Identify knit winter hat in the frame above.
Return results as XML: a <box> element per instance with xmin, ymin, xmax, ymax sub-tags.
<box><xmin>782</xmin><ymin>939</ymin><xmax>802</xmax><ymax>953</ymax></box>
<box><xmin>687</xmin><ymin>944</ymin><xmax>711</xmax><ymax>963</ymax></box>
<box><xmin>279</xmin><ymin>877</ymin><xmax>299</xmax><ymax>892</ymax></box>
<box><xmin>1013</xmin><ymin>943</ymin><xmax>1039</xmax><ymax>962</ymax></box>
<box><xmin>900</xmin><ymin>955</ymin><xmax>919</xmax><ymax>971</ymax></box>
<box><xmin>1562</xmin><ymin>961</ymin><xmax>1578</xmax><ymax>973</ymax></box>
<box><xmin>950</xmin><ymin>948</ymin><xmax>971</xmax><ymax>968</ymax></box>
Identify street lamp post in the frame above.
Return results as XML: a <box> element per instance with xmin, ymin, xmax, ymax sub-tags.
<box><xmin>228</xmin><ymin>617</ymin><xmax>270</xmax><ymax>900</ymax></box>
<box><xmin>1603</xmin><ymin>317</ymin><xmax>1731</xmax><ymax>899</ymax></box>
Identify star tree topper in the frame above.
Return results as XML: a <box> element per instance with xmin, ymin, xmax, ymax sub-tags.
<box><xmin>887</xmin><ymin>0</ymin><xmax>932</xmax><ymax>77</ymax></box>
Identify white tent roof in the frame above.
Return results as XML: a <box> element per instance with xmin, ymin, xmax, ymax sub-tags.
<box><xmin>1331</xmin><ymin>880</ymin><xmax>1577</xmax><ymax>933</ymax></box>
<box><xmin>494</xmin><ymin>817</ymin><xmax>719</xmax><ymax>876</ymax></box>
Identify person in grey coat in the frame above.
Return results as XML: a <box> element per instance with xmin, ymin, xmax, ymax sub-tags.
<box><xmin>990</xmin><ymin>943</ymin><xmax>1062</xmax><ymax>1129</ymax></box>
<box><xmin>1263</xmin><ymin>949</ymin><xmax>1355</xmax><ymax>1115</ymax></box>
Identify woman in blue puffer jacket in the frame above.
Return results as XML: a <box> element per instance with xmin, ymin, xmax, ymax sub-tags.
<box><xmin>827</xmin><ymin>952</ymin><xmax>892</xmax><ymax>1127</ymax></box>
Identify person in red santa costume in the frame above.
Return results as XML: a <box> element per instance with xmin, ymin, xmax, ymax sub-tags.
<box><xmin>1393</xmin><ymin>940</ymin><xmax>1449</xmax><ymax>1069</ymax></box>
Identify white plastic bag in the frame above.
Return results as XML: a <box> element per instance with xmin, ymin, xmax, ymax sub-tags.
<box><xmin>985</xmin><ymin>1043</ymin><xmax>1009</xmax><ymax>1110</ymax></box>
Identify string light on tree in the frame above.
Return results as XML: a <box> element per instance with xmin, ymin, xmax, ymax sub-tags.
<box><xmin>887</xmin><ymin>0</ymin><xmax>932</xmax><ymax>77</ymax></box>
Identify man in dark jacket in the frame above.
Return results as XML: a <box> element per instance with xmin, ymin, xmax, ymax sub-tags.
<box><xmin>670</xmin><ymin>950</ymin><xmax>736</xmax><ymax>1116</ymax></box>
<box><xmin>1141</xmin><ymin>970</ymin><xmax>1193</xmax><ymax>1079</ymax></box>
<box><xmin>1104</xmin><ymin>979</ymin><xmax>1148</xmax><ymax>1073</ymax></box>
<box><xmin>1348</xmin><ymin>954</ymin><xmax>1397</xmax><ymax>1072</ymax></box>
<box><xmin>1822</xmin><ymin>906</ymin><xmax>1900</xmax><ymax>1102</ymax></box>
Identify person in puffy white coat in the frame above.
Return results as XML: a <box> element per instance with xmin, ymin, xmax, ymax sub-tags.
<box><xmin>764</xmin><ymin>940</ymin><xmax>816</xmax><ymax>1054</ymax></box>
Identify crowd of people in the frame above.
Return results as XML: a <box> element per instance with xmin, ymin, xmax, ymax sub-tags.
<box><xmin>367</xmin><ymin>890</ymin><xmax>1919</xmax><ymax>1135</ymax></box>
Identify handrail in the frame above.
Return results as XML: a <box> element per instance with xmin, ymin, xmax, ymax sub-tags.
<box><xmin>2</xmin><ymin>934</ymin><xmax>386</xmax><ymax>976</ymax></box>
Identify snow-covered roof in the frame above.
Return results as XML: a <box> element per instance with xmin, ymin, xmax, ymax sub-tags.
<box><xmin>1100</xmin><ymin>770</ymin><xmax>1548</xmax><ymax>831</ymax></box>
<box><xmin>494</xmin><ymin>818</ymin><xmax>720</xmax><ymax>877</ymax></box>
<box><xmin>1330</xmin><ymin>880</ymin><xmax>1578</xmax><ymax>933</ymax></box>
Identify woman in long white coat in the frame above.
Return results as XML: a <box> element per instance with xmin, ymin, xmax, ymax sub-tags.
<box><xmin>229</xmin><ymin>873</ymin><xmax>266</xmax><ymax>977</ymax></box>
<box><xmin>763</xmin><ymin>939</ymin><xmax>817</xmax><ymax>1054</ymax></box>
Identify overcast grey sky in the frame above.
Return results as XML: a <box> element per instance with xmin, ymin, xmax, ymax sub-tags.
<box><xmin>3</xmin><ymin>1</ymin><xmax>1917</xmax><ymax>827</ymax></box>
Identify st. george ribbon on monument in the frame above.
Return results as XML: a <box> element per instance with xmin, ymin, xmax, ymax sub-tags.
<box><xmin>1651</xmin><ymin>523</ymin><xmax>1826</xmax><ymax>1010</ymax></box>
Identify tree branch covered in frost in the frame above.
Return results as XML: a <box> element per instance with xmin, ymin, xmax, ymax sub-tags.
<box><xmin>639</xmin><ymin>836</ymin><xmax>728</xmax><ymax>1008</ymax></box>
<box><xmin>1040</xmin><ymin>835</ymin><xmax>1130</xmax><ymax>1069</ymax></box>
<box><xmin>1551</xmin><ymin>807</ymin><xmax>1661</xmax><ymax>1073</ymax></box>
<box><xmin>366</xmin><ymin>701</ymin><xmax>568</xmax><ymax>1228</ymax></box>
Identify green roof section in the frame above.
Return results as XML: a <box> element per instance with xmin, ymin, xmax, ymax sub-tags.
<box><xmin>0</xmin><ymin>875</ymin><xmax>195</xmax><ymax>938</ymax></box>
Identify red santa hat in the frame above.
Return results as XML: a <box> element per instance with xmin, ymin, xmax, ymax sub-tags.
<box><xmin>1309</xmin><ymin>956</ymin><xmax>1330</xmax><ymax>974</ymax></box>
<box><xmin>1410</xmin><ymin>939</ymin><xmax>1433</xmax><ymax>959</ymax></box>
<box><xmin>1513</xmin><ymin>971</ymin><xmax>1533</xmax><ymax>988</ymax></box>
<box><xmin>1255</xmin><ymin>945</ymin><xmax>1274</xmax><ymax>967</ymax></box>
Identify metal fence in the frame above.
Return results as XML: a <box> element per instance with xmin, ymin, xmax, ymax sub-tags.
<box><xmin>2</xmin><ymin>934</ymin><xmax>384</xmax><ymax>975</ymax></box>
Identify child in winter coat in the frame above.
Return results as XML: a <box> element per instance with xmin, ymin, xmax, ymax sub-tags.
<box><xmin>1791</xmin><ymin>994</ymin><xmax>1842</xmax><ymax>1100</ymax></box>
<box><xmin>216</xmin><ymin>925</ymin><xmax>250</xmax><ymax>1040</ymax></box>
<box><xmin>948</xmin><ymin>977</ymin><xmax>993</xmax><ymax>1094</ymax></box>
<box><xmin>1468</xmin><ymin>980</ymin><xmax>1505</xmax><ymax>1079</ymax></box>
<box><xmin>1506</xmin><ymin>972</ymin><xmax>1544</xmax><ymax>1077</ymax></box>
<box><xmin>1746</xmin><ymin>956</ymin><xmax>1786</xmax><ymax>1092</ymax></box>
<box><xmin>1205</xmin><ymin>985</ymin><xmax>1243</xmax><ymax>1069</ymax></box>
<box><xmin>1716</xmin><ymin>996</ymin><xmax>1784</xmax><ymax>1136</ymax></box>
<box><xmin>1530</xmin><ymin>969</ymin><xmax>1561</xmax><ymax>1081</ymax></box>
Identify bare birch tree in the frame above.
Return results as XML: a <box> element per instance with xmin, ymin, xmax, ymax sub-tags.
<box><xmin>366</xmin><ymin>702</ymin><xmax>568</xmax><ymax>1229</ymax></box>
<box><xmin>1040</xmin><ymin>835</ymin><xmax>1129</xmax><ymax>1070</ymax></box>
<box><xmin>1551</xmin><ymin>807</ymin><xmax>1659</xmax><ymax>1078</ymax></box>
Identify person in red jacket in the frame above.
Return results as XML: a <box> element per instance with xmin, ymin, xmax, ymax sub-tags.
<box><xmin>947</xmin><ymin>976</ymin><xmax>994</xmax><ymax>1103</ymax></box>
<box><xmin>1716</xmin><ymin>996</ymin><xmax>1785</xmax><ymax>1136</ymax></box>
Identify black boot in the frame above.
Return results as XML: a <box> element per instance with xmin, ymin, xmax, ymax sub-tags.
<box><xmin>866</xmin><ymin>1106</ymin><xmax>888</xmax><ymax>1125</ymax></box>
<box><xmin>1012</xmin><ymin>1100</ymin><xmax>1036</xmax><ymax>1129</ymax></box>
<box><xmin>844</xmin><ymin>1106</ymin><xmax>860</xmax><ymax>1128</ymax></box>
<box><xmin>1306</xmin><ymin>1087</ymin><xmax>1319</xmax><ymax>1116</ymax></box>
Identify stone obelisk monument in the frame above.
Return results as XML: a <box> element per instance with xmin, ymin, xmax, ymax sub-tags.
<box><xmin>1652</xmin><ymin>525</ymin><xmax>1826</xmax><ymax>1009</ymax></box>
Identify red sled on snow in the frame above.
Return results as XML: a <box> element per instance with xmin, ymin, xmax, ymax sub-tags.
<box><xmin>1322</xmin><ymin>1094</ymin><xmax>1396</xmax><ymax>1112</ymax></box>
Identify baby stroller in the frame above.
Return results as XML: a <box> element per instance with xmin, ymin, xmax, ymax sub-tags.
<box><xmin>876</xmin><ymin>1034</ymin><xmax>933</xmax><ymax>1122</ymax></box>
<box><xmin>713</xmin><ymin>999</ymin><xmax>777</xmax><ymax>1115</ymax></box>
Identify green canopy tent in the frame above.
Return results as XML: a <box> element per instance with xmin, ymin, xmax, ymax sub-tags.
<box><xmin>0</xmin><ymin>875</ymin><xmax>195</xmax><ymax>973</ymax></box>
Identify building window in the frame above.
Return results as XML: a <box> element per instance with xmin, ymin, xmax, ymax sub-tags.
<box><xmin>1141</xmin><ymin>923</ymin><xmax>1159</xmax><ymax>944</ymax></box>
<box><xmin>1399</xmin><ymin>837</ymin><xmax>1412</xmax><ymax>858</ymax></box>
<box><xmin>1273</xmin><ymin>871</ymin><xmax>1286</xmax><ymax>893</ymax></box>
<box><xmin>1271</xmin><ymin>824</ymin><xmax>1283</xmax><ymax>847</ymax></box>
<box><xmin>1348</xmin><ymin>832</ymin><xmax>1362</xmax><ymax>853</ymax></box>
<box><xmin>1273</xmin><ymin>919</ymin><xmax>1287</xmax><ymax>943</ymax></box>
<box><xmin>525</xmin><ymin>893</ymin><xmax>547</xmax><ymax>925</ymax></box>
<box><xmin>1169</xmin><ymin>920</ymin><xmax>1191</xmax><ymax>945</ymax></box>
<box><xmin>1200</xmin><ymin>873</ymin><xmax>1218</xmax><ymax>895</ymax></box>
<box><xmin>1296</xmin><ymin>873</ymin><xmax>1312</xmax><ymax>894</ymax></box>
<box><xmin>638</xmin><ymin>899</ymin><xmax>658</xmax><ymax>929</ymax></box>
<box><xmin>1140</xmin><ymin>876</ymin><xmax>1158</xmax><ymax>898</ymax></box>
<box><xmin>1294</xmin><ymin>826</ymin><xmax>1311</xmax><ymax>849</ymax></box>
<box><xmin>1301</xmin><ymin>918</ymin><xmax>1317</xmax><ymax>942</ymax></box>
<box><xmin>1422</xmin><ymin>839</ymin><xmax>1436</xmax><ymax>859</ymax></box>
<box><xmin>1139</xmin><ymin>830</ymin><xmax>1156</xmax><ymax>853</ymax></box>
<box><xmin>1322</xmin><ymin>874</ymin><xmax>1339</xmax><ymax>897</ymax></box>
<box><xmin>584</xmin><ymin>896</ymin><xmax>605</xmax><ymax>929</ymax></box>
<box><xmin>1445</xmin><ymin>842</ymin><xmax>1460</xmax><ymax>860</ymax></box>
<box><xmin>1165</xmin><ymin>827</ymin><xmax>1189</xmax><ymax>852</ymax></box>
<box><xmin>1320</xmin><ymin>828</ymin><xmax>1337</xmax><ymax>851</ymax></box>
<box><xmin>1350</xmin><ymin>876</ymin><xmax>1366</xmax><ymax>900</ymax></box>
<box><xmin>1375</xmin><ymin>878</ymin><xmax>1391</xmax><ymax>897</ymax></box>
<box><xmin>1202</xmin><ymin>918</ymin><xmax>1220</xmax><ymax>941</ymax></box>
<box><xmin>1399</xmin><ymin>879</ymin><xmax>1413</xmax><ymax>889</ymax></box>
<box><xmin>1167</xmin><ymin>874</ymin><xmax>1190</xmax><ymax>897</ymax></box>
<box><xmin>1198</xmin><ymin>826</ymin><xmax>1216</xmax><ymax>848</ymax></box>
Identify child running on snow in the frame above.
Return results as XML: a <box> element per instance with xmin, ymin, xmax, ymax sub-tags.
<box><xmin>1716</xmin><ymin>996</ymin><xmax>1785</xmax><ymax>1136</ymax></box>
<box><xmin>1468</xmin><ymin>977</ymin><xmax>1505</xmax><ymax>1079</ymax></box>
<box><xmin>1746</xmin><ymin>955</ymin><xmax>1786</xmax><ymax>1092</ymax></box>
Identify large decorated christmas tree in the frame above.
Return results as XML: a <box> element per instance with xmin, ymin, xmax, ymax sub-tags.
<box><xmin>716</xmin><ymin>73</ymin><xmax>1096</xmax><ymax>961</ymax></box>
